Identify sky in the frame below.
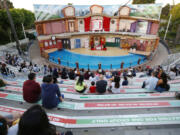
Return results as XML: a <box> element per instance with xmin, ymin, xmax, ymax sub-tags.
<box><xmin>10</xmin><ymin>0</ymin><xmax>180</xmax><ymax>11</ymax></box>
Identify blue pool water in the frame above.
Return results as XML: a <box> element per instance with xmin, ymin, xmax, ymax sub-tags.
<box><xmin>49</xmin><ymin>49</ymin><xmax>147</xmax><ymax>70</ymax></box>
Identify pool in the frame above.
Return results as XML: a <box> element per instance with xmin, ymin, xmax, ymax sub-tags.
<box><xmin>49</xmin><ymin>49</ymin><xmax>147</xmax><ymax>70</ymax></box>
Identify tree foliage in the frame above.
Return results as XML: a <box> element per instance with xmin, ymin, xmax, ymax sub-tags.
<box><xmin>21</xmin><ymin>9</ymin><xmax>35</xmax><ymax>29</ymax></box>
<box><xmin>159</xmin><ymin>3</ymin><xmax>180</xmax><ymax>42</ymax></box>
<box><xmin>132</xmin><ymin>0</ymin><xmax>156</xmax><ymax>4</ymax></box>
<box><xmin>0</xmin><ymin>0</ymin><xmax>14</xmax><ymax>9</ymax></box>
<box><xmin>0</xmin><ymin>8</ymin><xmax>35</xmax><ymax>44</ymax></box>
<box><xmin>161</xmin><ymin>4</ymin><xmax>170</xmax><ymax>19</ymax></box>
<box><xmin>171</xmin><ymin>3</ymin><xmax>180</xmax><ymax>24</ymax></box>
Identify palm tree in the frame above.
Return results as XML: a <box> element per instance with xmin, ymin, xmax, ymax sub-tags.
<box><xmin>1</xmin><ymin>0</ymin><xmax>22</xmax><ymax>55</ymax></box>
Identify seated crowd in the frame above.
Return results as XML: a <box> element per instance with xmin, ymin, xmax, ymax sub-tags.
<box><xmin>0</xmin><ymin>62</ymin><xmax>15</xmax><ymax>77</ymax></box>
<box><xmin>0</xmin><ymin>105</ymin><xmax>73</xmax><ymax>135</ymax></box>
<box><xmin>18</xmin><ymin>65</ymin><xmax>178</xmax><ymax>110</ymax></box>
<box><xmin>3</xmin><ymin>53</ymin><xmax>41</xmax><ymax>74</ymax></box>
<box><xmin>1</xmin><ymin>53</ymin><xmax>180</xmax><ymax>135</ymax></box>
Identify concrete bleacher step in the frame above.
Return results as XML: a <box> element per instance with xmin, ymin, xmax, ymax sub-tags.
<box><xmin>6</xmin><ymin>80</ymin><xmax>180</xmax><ymax>90</ymax></box>
<box><xmin>6</xmin><ymin>80</ymin><xmax>74</xmax><ymax>88</ymax></box>
<box><xmin>0</xmin><ymin>91</ymin><xmax>180</xmax><ymax>110</ymax></box>
<box><xmin>0</xmin><ymin>85</ymin><xmax>177</xmax><ymax>101</ymax></box>
<box><xmin>1</xmin><ymin>104</ymin><xmax>180</xmax><ymax>128</ymax></box>
<box><xmin>6</xmin><ymin>78</ymin><xmax>180</xmax><ymax>88</ymax></box>
<box><xmin>63</xmin><ymin>92</ymin><xmax>176</xmax><ymax>100</ymax></box>
<box><xmin>1</xmin><ymin>85</ymin><xmax>180</xmax><ymax>95</ymax></box>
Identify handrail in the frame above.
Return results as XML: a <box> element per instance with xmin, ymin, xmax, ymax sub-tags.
<box><xmin>159</xmin><ymin>39</ymin><xmax>171</xmax><ymax>54</ymax></box>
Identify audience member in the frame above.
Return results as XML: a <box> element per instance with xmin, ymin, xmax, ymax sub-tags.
<box><xmin>110</xmin><ymin>76</ymin><xmax>121</xmax><ymax>94</ymax></box>
<box><xmin>23</xmin><ymin>73</ymin><xmax>41</xmax><ymax>103</ymax></box>
<box><xmin>43</xmin><ymin>65</ymin><xmax>48</xmax><ymax>75</ymax></box>
<box><xmin>89</xmin><ymin>73</ymin><xmax>96</xmax><ymax>82</ymax></box>
<box><xmin>96</xmin><ymin>75</ymin><xmax>107</xmax><ymax>94</ymax></box>
<box><xmin>75</xmin><ymin>75</ymin><xmax>87</xmax><ymax>93</ymax></box>
<box><xmin>89</xmin><ymin>81</ymin><xmax>96</xmax><ymax>93</ymax></box>
<box><xmin>127</xmin><ymin>74</ymin><xmax>133</xmax><ymax>85</ymax></box>
<box><xmin>53</xmin><ymin>68</ymin><xmax>59</xmax><ymax>78</ymax></box>
<box><xmin>168</xmin><ymin>68</ymin><xmax>176</xmax><ymax>80</ymax></box>
<box><xmin>132</xmin><ymin>68</ymin><xmax>136</xmax><ymax>77</ymax></box>
<box><xmin>0</xmin><ymin>78</ymin><xmax>6</xmax><ymax>87</ymax></box>
<box><xmin>41</xmin><ymin>75</ymin><xmax>63</xmax><ymax>109</ymax></box>
<box><xmin>48</xmin><ymin>65</ymin><xmax>53</xmax><ymax>75</ymax></box>
<box><xmin>84</xmin><ymin>71</ymin><xmax>90</xmax><ymax>80</ymax></box>
<box><xmin>61</xmin><ymin>68</ymin><xmax>68</xmax><ymax>79</ymax></box>
<box><xmin>33</xmin><ymin>64</ymin><xmax>40</xmax><ymax>72</ymax></box>
<box><xmin>142</xmin><ymin>72</ymin><xmax>158</xmax><ymax>91</ymax></box>
<box><xmin>0</xmin><ymin>116</ymin><xmax>8</xmax><ymax>135</ymax></box>
<box><xmin>122</xmin><ymin>76</ymin><xmax>128</xmax><ymax>86</ymax></box>
<box><xmin>80</xmin><ymin>68</ymin><xmax>85</xmax><ymax>75</ymax></box>
<box><xmin>155</xmin><ymin>72</ymin><xmax>170</xmax><ymax>92</ymax></box>
<box><xmin>8</xmin><ymin>105</ymin><xmax>58</xmax><ymax>135</ymax></box>
<box><xmin>0</xmin><ymin>112</ymin><xmax>21</xmax><ymax>135</ymax></box>
<box><xmin>68</xmin><ymin>69</ymin><xmax>76</xmax><ymax>80</ymax></box>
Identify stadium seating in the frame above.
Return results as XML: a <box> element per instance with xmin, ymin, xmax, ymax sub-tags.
<box><xmin>1</xmin><ymin>73</ymin><xmax>180</xmax><ymax>134</ymax></box>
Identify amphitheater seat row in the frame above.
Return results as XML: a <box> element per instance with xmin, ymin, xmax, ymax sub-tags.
<box><xmin>0</xmin><ymin>91</ymin><xmax>180</xmax><ymax>110</ymax></box>
<box><xmin>1</xmin><ymin>84</ymin><xmax>180</xmax><ymax>95</ymax></box>
<box><xmin>0</xmin><ymin>104</ymin><xmax>180</xmax><ymax>128</ymax></box>
<box><xmin>6</xmin><ymin>79</ymin><xmax>180</xmax><ymax>89</ymax></box>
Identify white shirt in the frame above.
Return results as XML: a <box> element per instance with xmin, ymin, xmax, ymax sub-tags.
<box><xmin>89</xmin><ymin>76</ymin><xmax>96</xmax><ymax>82</ymax></box>
<box><xmin>128</xmin><ymin>77</ymin><xmax>133</xmax><ymax>85</ymax></box>
<box><xmin>169</xmin><ymin>71</ymin><xmax>176</xmax><ymax>80</ymax></box>
<box><xmin>145</xmin><ymin>76</ymin><xmax>158</xmax><ymax>91</ymax></box>
<box><xmin>8</xmin><ymin>124</ymin><xmax>18</xmax><ymax>135</ymax></box>
<box><xmin>111</xmin><ymin>82</ymin><xmax>121</xmax><ymax>94</ymax></box>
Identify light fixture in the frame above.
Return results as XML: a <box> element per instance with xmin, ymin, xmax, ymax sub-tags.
<box><xmin>51</xmin><ymin>36</ymin><xmax>56</xmax><ymax>40</ymax></box>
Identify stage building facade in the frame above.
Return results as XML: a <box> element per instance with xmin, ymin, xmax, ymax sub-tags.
<box><xmin>35</xmin><ymin>4</ymin><xmax>160</xmax><ymax>54</ymax></box>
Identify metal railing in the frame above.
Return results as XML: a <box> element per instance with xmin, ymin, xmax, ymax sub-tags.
<box><xmin>49</xmin><ymin>57</ymin><xmax>147</xmax><ymax>70</ymax></box>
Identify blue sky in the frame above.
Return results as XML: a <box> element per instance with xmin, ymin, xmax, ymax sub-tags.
<box><xmin>11</xmin><ymin>0</ymin><xmax>179</xmax><ymax>11</ymax></box>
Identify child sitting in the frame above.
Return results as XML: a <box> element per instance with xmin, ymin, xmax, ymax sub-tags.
<box><xmin>89</xmin><ymin>81</ymin><xmax>96</xmax><ymax>93</ymax></box>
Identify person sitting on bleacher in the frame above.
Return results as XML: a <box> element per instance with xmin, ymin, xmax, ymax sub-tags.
<box><xmin>61</xmin><ymin>68</ymin><xmax>68</xmax><ymax>79</ymax></box>
<box><xmin>96</xmin><ymin>75</ymin><xmax>107</xmax><ymax>94</ymax></box>
<box><xmin>7</xmin><ymin>105</ymin><xmax>60</xmax><ymax>135</ymax></box>
<box><xmin>68</xmin><ymin>69</ymin><xmax>76</xmax><ymax>80</ymax></box>
<box><xmin>168</xmin><ymin>68</ymin><xmax>176</xmax><ymax>80</ymax></box>
<box><xmin>0</xmin><ymin>116</ymin><xmax>8</xmax><ymax>135</ymax></box>
<box><xmin>0</xmin><ymin>78</ymin><xmax>6</xmax><ymax>87</ymax></box>
<box><xmin>122</xmin><ymin>76</ymin><xmax>128</xmax><ymax>86</ymax></box>
<box><xmin>142</xmin><ymin>71</ymin><xmax>158</xmax><ymax>91</ymax></box>
<box><xmin>75</xmin><ymin>75</ymin><xmax>87</xmax><ymax>93</ymax></box>
<box><xmin>89</xmin><ymin>81</ymin><xmax>96</xmax><ymax>93</ymax></box>
<box><xmin>84</xmin><ymin>70</ymin><xmax>90</xmax><ymax>80</ymax></box>
<box><xmin>1</xmin><ymin>63</ymin><xmax>8</xmax><ymax>75</ymax></box>
<box><xmin>41</xmin><ymin>75</ymin><xmax>64</xmax><ymax>109</ymax></box>
<box><xmin>0</xmin><ymin>112</ymin><xmax>21</xmax><ymax>135</ymax></box>
<box><xmin>155</xmin><ymin>72</ymin><xmax>170</xmax><ymax>92</ymax></box>
<box><xmin>109</xmin><ymin>76</ymin><xmax>121</xmax><ymax>94</ymax></box>
<box><xmin>52</xmin><ymin>68</ymin><xmax>59</xmax><ymax>78</ymax></box>
<box><xmin>33</xmin><ymin>64</ymin><xmax>40</xmax><ymax>72</ymax></box>
<box><xmin>23</xmin><ymin>73</ymin><xmax>41</xmax><ymax>103</ymax></box>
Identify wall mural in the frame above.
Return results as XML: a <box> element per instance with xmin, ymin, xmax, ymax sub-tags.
<box><xmin>33</xmin><ymin>4</ymin><xmax>162</xmax><ymax>21</ymax></box>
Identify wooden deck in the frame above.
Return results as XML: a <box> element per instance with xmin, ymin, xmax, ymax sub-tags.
<box><xmin>70</xmin><ymin>47</ymin><xmax>129</xmax><ymax>56</ymax></box>
<box><xmin>70</xmin><ymin>47</ymin><xmax>150</xmax><ymax>56</ymax></box>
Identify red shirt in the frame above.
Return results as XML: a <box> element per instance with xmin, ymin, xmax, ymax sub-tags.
<box><xmin>89</xmin><ymin>86</ymin><xmax>96</xmax><ymax>93</ymax></box>
<box><xmin>23</xmin><ymin>80</ymin><xmax>41</xmax><ymax>103</ymax></box>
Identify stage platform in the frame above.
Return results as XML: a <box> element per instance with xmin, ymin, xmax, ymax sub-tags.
<box><xmin>129</xmin><ymin>50</ymin><xmax>151</xmax><ymax>56</ymax></box>
<box><xmin>70</xmin><ymin>47</ymin><xmax>129</xmax><ymax>56</ymax></box>
<box><xmin>44</xmin><ymin>48</ymin><xmax>58</xmax><ymax>53</ymax></box>
<box><xmin>70</xmin><ymin>47</ymin><xmax>150</xmax><ymax>57</ymax></box>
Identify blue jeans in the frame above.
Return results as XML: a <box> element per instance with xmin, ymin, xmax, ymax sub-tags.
<box><xmin>57</xmin><ymin>94</ymin><xmax>64</xmax><ymax>103</ymax></box>
<box><xmin>155</xmin><ymin>86</ymin><xmax>166</xmax><ymax>93</ymax></box>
